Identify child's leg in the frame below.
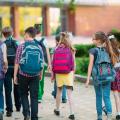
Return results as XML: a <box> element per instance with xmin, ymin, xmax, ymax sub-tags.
<box><xmin>52</xmin><ymin>81</ymin><xmax>57</xmax><ymax>98</ymax></box>
<box><xmin>103</xmin><ymin>82</ymin><xmax>112</xmax><ymax>116</ymax></box>
<box><xmin>67</xmin><ymin>88</ymin><xmax>74</xmax><ymax>115</ymax></box>
<box><xmin>38</xmin><ymin>65</ymin><xmax>47</xmax><ymax>101</ymax></box>
<box><xmin>94</xmin><ymin>85</ymin><xmax>102</xmax><ymax>119</ymax></box>
<box><xmin>0</xmin><ymin>80</ymin><xmax>4</xmax><ymax>113</ymax></box>
<box><xmin>56</xmin><ymin>87</ymin><xmax>62</xmax><ymax>110</ymax></box>
<box><xmin>62</xmin><ymin>86</ymin><xmax>67</xmax><ymax>100</ymax></box>
<box><xmin>113</xmin><ymin>91</ymin><xmax>120</xmax><ymax>114</ymax></box>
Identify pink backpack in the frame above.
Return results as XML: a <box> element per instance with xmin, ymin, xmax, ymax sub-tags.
<box><xmin>52</xmin><ymin>45</ymin><xmax>74</xmax><ymax>74</ymax></box>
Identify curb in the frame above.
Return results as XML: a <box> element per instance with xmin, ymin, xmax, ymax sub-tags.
<box><xmin>45</xmin><ymin>72</ymin><xmax>93</xmax><ymax>85</ymax></box>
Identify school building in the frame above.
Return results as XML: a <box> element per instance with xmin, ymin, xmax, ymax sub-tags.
<box><xmin>0</xmin><ymin>0</ymin><xmax>120</xmax><ymax>38</ymax></box>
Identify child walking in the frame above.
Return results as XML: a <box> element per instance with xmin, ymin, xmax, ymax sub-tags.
<box><xmin>14</xmin><ymin>27</ymin><xmax>44</xmax><ymax>120</ymax></box>
<box><xmin>51</xmin><ymin>34</ymin><xmax>67</xmax><ymax>103</ymax></box>
<box><xmin>86</xmin><ymin>31</ymin><xmax>118</xmax><ymax>120</ymax></box>
<box><xmin>0</xmin><ymin>39</ymin><xmax>8</xmax><ymax>120</ymax></box>
<box><xmin>34</xmin><ymin>24</ymin><xmax>51</xmax><ymax>103</ymax></box>
<box><xmin>52</xmin><ymin>32</ymin><xmax>76</xmax><ymax>120</ymax></box>
<box><xmin>108</xmin><ymin>34</ymin><xmax>120</xmax><ymax>120</ymax></box>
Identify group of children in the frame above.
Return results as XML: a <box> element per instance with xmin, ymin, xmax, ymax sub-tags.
<box><xmin>0</xmin><ymin>24</ymin><xmax>119</xmax><ymax>120</ymax></box>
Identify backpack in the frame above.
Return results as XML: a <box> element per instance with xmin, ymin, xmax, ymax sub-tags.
<box><xmin>4</xmin><ymin>37</ymin><xmax>17</xmax><ymax>67</ymax></box>
<box><xmin>92</xmin><ymin>47</ymin><xmax>116</xmax><ymax>85</ymax></box>
<box><xmin>0</xmin><ymin>42</ymin><xmax>5</xmax><ymax>79</ymax></box>
<box><xmin>52</xmin><ymin>45</ymin><xmax>74</xmax><ymax>74</ymax></box>
<box><xmin>19</xmin><ymin>41</ymin><xmax>44</xmax><ymax>76</ymax></box>
<box><xmin>34</xmin><ymin>38</ymin><xmax>48</xmax><ymax>64</ymax></box>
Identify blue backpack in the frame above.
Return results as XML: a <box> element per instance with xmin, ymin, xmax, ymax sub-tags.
<box><xmin>0</xmin><ymin>42</ymin><xmax>5</xmax><ymax>79</ymax></box>
<box><xmin>92</xmin><ymin>47</ymin><xmax>116</xmax><ymax>85</ymax></box>
<box><xmin>19</xmin><ymin>41</ymin><xmax>44</xmax><ymax>76</ymax></box>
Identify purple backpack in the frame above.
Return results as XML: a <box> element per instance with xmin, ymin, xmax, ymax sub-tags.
<box><xmin>0</xmin><ymin>42</ymin><xmax>4</xmax><ymax>79</ymax></box>
<box><xmin>52</xmin><ymin>45</ymin><xmax>74</xmax><ymax>74</ymax></box>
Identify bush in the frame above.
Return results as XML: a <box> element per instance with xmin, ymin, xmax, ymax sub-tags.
<box><xmin>74</xmin><ymin>44</ymin><xmax>94</xmax><ymax>57</ymax></box>
<box><xmin>110</xmin><ymin>29</ymin><xmax>120</xmax><ymax>42</ymax></box>
<box><xmin>75</xmin><ymin>57</ymin><xmax>89</xmax><ymax>76</ymax></box>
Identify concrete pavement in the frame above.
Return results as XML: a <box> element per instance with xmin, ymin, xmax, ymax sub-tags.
<box><xmin>4</xmin><ymin>77</ymin><xmax>116</xmax><ymax>120</ymax></box>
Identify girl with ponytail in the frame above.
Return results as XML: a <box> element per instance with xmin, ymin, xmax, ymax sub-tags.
<box><xmin>86</xmin><ymin>31</ymin><xmax>118</xmax><ymax>120</ymax></box>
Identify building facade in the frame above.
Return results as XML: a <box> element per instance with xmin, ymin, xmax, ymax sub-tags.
<box><xmin>0</xmin><ymin>0</ymin><xmax>120</xmax><ymax>37</ymax></box>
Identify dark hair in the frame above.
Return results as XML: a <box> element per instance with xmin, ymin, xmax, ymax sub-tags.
<box><xmin>2</xmin><ymin>27</ymin><xmax>13</xmax><ymax>38</ymax></box>
<box><xmin>25</xmin><ymin>27</ymin><xmax>36</xmax><ymax>38</ymax></box>
<box><xmin>34</xmin><ymin>24</ymin><xmax>42</xmax><ymax>34</ymax></box>
<box><xmin>94</xmin><ymin>31</ymin><xmax>119</xmax><ymax>65</ymax></box>
<box><xmin>55</xmin><ymin>34</ymin><xmax>60</xmax><ymax>43</ymax></box>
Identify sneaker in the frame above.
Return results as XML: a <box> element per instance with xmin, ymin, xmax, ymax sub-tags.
<box><xmin>62</xmin><ymin>99</ymin><xmax>67</xmax><ymax>103</ymax></box>
<box><xmin>102</xmin><ymin>106</ymin><xmax>107</xmax><ymax>116</ymax></box>
<box><xmin>116</xmin><ymin>115</ymin><xmax>120</xmax><ymax>120</ymax></box>
<box><xmin>6</xmin><ymin>111</ymin><xmax>12</xmax><ymax>117</ymax></box>
<box><xmin>68</xmin><ymin>114</ymin><xmax>75</xmax><ymax>120</ymax></box>
<box><xmin>24</xmin><ymin>115</ymin><xmax>30</xmax><ymax>120</ymax></box>
<box><xmin>0</xmin><ymin>112</ymin><xmax>3</xmax><ymax>120</ymax></box>
<box><xmin>54</xmin><ymin>109</ymin><xmax>60</xmax><ymax>116</ymax></box>
<box><xmin>38</xmin><ymin>99</ymin><xmax>42</xmax><ymax>103</ymax></box>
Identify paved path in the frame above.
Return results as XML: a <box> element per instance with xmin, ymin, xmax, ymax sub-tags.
<box><xmin>4</xmin><ymin>77</ymin><xmax>116</xmax><ymax>120</ymax></box>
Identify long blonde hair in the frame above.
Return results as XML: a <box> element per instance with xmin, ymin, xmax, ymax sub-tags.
<box><xmin>59</xmin><ymin>32</ymin><xmax>76</xmax><ymax>53</ymax></box>
<box><xmin>94</xmin><ymin>31</ymin><xmax>119</xmax><ymax>65</ymax></box>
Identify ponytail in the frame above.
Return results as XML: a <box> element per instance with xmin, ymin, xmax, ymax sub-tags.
<box><xmin>105</xmin><ymin>38</ymin><xmax>119</xmax><ymax>65</ymax></box>
<box><xmin>94</xmin><ymin>31</ymin><xmax>119</xmax><ymax>65</ymax></box>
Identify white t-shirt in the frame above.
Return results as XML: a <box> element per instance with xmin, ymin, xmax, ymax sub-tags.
<box><xmin>35</xmin><ymin>36</ymin><xmax>48</xmax><ymax>48</ymax></box>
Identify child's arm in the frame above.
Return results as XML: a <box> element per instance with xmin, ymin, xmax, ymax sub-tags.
<box><xmin>39</xmin><ymin>70</ymin><xmax>43</xmax><ymax>80</ymax></box>
<box><xmin>73</xmin><ymin>51</ymin><xmax>76</xmax><ymax>73</ymax></box>
<box><xmin>14</xmin><ymin>64</ymin><xmax>19</xmax><ymax>85</ymax></box>
<box><xmin>85</xmin><ymin>54</ymin><xmax>94</xmax><ymax>87</ymax></box>
<box><xmin>51</xmin><ymin>71</ymin><xmax>55</xmax><ymax>83</ymax></box>
<box><xmin>2</xmin><ymin>44</ymin><xmax>8</xmax><ymax>73</ymax></box>
<box><xmin>46</xmin><ymin>47</ymin><xmax>51</xmax><ymax>71</ymax></box>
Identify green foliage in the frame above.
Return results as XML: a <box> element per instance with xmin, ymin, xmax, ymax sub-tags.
<box><xmin>75</xmin><ymin>57</ymin><xmax>89</xmax><ymax>76</ymax></box>
<box><xmin>110</xmin><ymin>29</ymin><xmax>120</xmax><ymax>42</ymax></box>
<box><xmin>74</xmin><ymin>44</ymin><xmax>95</xmax><ymax>57</ymax></box>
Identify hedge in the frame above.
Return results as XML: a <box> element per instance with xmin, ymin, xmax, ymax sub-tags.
<box><xmin>110</xmin><ymin>29</ymin><xmax>120</xmax><ymax>42</ymax></box>
<box><xmin>74</xmin><ymin>44</ymin><xmax>94</xmax><ymax>57</ymax></box>
<box><xmin>75</xmin><ymin>57</ymin><xmax>89</xmax><ymax>76</ymax></box>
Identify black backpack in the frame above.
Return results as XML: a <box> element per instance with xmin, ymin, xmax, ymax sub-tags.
<box><xmin>4</xmin><ymin>37</ymin><xmax>18</xmax><ymax>67</ymax></box>
<box><xmin>34</xmin><ymin>38</ymin><xmax>48</xmax><ymax>64</ymax></box>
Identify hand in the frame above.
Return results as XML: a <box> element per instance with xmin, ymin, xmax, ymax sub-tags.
<box><xmin>14</xmin><ymin>76</ymin><xmax>18</xmax><ymax>85</ymax></box>
<box><xmin>39</xmin><ymin>72</ymin><xmax>42</xmax><ymax>81</ymax></box>
<box><xmin>85</xmin><ymin>80</ymin><xmax>89</xmax><ymax>88</ymax></box>
<box><xmin>51</xmin><ymin>72</ymin><xmax>55</xmax><ymax>83</ymax></box>
<box><xmin>3</xmin><ymin>64</ymin><xmax>8</xmax><ymax>73</ymax></box>
<box><xmin>48</xmin><ymin>64</ymin><xmax>52</xmax><ymax>72</ymax></box>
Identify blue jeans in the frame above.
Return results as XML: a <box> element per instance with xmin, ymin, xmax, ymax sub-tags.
<box><xmin>94</xmin><ymin>82</ymin><xmax>112</xmax><ymax>119</ymax></box>
<box><xmin>18</xmin><ymin>74</ymin><xmax>39</xmax><ymax>120</ymax></box>
<box><xmin>4</xmin><ymin>68</ymin><xmax>21</xmax><ymax>112</ymax></box>
<box><xmin>0</xmin><ymin>79</ymin><xmax>4</xmax><ymax>113</ymax></box>
<box><xmin>52</xmin><ymin>80</ymin><xmax>66</xmax><ymax>100</ymax></box>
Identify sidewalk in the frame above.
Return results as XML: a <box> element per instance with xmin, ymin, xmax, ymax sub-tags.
<box><xmin>4</xmin><ymin>77</ymin><xmax>116</xmax><ymax>120</ymax></box>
